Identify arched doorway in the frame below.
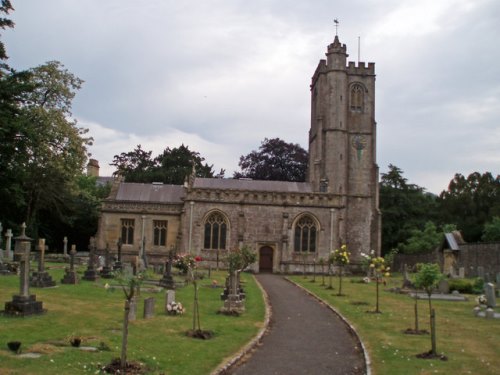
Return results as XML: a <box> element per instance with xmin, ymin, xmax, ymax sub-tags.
<box><xmin>259</xmin><ymin>246</ymin><xmax>273</xmax><ymax>273</ymax></box>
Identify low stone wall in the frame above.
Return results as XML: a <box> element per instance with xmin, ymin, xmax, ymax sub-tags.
<box><xmin>393</xmin><ymin>242</ymin><xmax>500</xmax><ymax>277</ymax></box>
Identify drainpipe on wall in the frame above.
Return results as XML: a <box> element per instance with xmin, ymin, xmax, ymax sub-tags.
<box><xmin>330</xmin><ymin>208</ymin><xmax>335</xmax><ymax>251</ymax></box>
<box><xmin>188</xmin><ymin>201</ymin><xmax>194</xmax><ymax>254</ymax></box>
<box><xmin>141</xmin><ymin>215</ymin><xmax>147</xmax><ymax>267</ymax></box>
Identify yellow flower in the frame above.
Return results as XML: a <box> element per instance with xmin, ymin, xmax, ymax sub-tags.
<box><xmin>385</xmin><ymin>272</ymin><xmax>390</xmax><ymax>277</ymax></box>
<box><xmin>369</xmin><ymin>263</ymin><xmax>375</xmax><ymax>268</ymax></box>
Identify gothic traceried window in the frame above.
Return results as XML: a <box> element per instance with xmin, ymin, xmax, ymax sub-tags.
<box><xmin>153</xmin><ymin>220</ymin><xmax>167</xmax><ymax>246</ymax></box>
<box><xmin>204</xmin><ymin>212</ymin><xmax>228</xmax><ymax>250</ymax></box>
<box><xmin>294</xmin><ymin>215</ymin><xmax>318</xmax><ymax>253</ymax></box>
<box><xmin>121</xmin><ymin>219</ymin><xmax>135</xmax><ymax>245</ymax></box>
<box><xmin>350</xmin><ymin>83</ymin><xmax>364</xmax><ymax>112</ymax></box>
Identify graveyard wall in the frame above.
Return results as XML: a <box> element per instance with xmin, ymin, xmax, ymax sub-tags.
<box><xmin>392</xmin><ymin>242</ymin><xmax>500</xmax><ymax>277</ymax></box>
<box><xmin>455</xmin><ymin>242</ymin><xmax>500</xmax><ymax>277</ymax></box>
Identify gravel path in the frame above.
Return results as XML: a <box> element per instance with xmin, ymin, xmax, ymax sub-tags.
<box><xmin>228</xmin><ymin>274</ymin><xmax>366</xmax><ymax>375</ymax></box>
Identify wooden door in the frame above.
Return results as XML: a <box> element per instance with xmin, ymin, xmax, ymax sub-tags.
<box><xmin>259</xmin><ymin>246</ymin><xmax>273</xmax><ymax>273</ymax></box>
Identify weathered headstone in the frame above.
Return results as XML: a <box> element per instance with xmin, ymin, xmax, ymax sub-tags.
<box><xmin>113</xmin><ymin>238</ymin><xmax>123</xmax><ymax>271</ymax></box>
<box><xmin>166</xmin><ymin>290</ymin><xmax>176</xmax><ymax>306</ymax></box>
<box><xmin>128</xmin><ymin>297</ymin><xmax>137</xmax><ymax>321</ymax></box>
<box><xmin>100</xmin><ymin>243</ymin><xmax>114</xmax><ymax>278</ymax></box>
<box><xmin>477</xmin><ymin>266</ymin><xmax>485</xmax><ymax>280</ymax></box>
<box><xmin>220</xmin><ymin>270</ymin><xmax>245</xmax><ymax>314</ymax></box>
<box><xmin>5</xmin><ymin>229</ymin><xmax>13</xmax><ymax>261</ymax></box>
<box><xmin>159</xmin><ymin>250</ymin><xmax>175</xmax><ymax>289</ymax></box>
<box><xmin>30</xmin><ymin>238</ymin><xmax>56</xmax><ymax>288</ymax></box>
<box><xmin>143</xmin><ymin>297</ymin><xmax>155</xmax><ymax>319</ymax></box>
<box><xmin>459</xmin><ymin>267</ymin><xmax>465</xmax><ymax>279</ymax></box>
<box><xmin>438</xmin><ymin>279</ymin><xmax>450</xmax><ymax>294</ymax></box>
<box><xmin>448</xmin><ymin>266</ymin><xmax>456</xmax><ymax>278</ymax></box>
<box><xmin>63</xmin><ymin>236</ymin><xmax>68</xmax><ymax>256</ymax></box>
<box><xmin>83</xmin><ymin>237</ymin><xmax>99</xmax><ymax>281</ymax></box>
<box><xmin>4</xmin><ymin>223</ymin><xmax>45</xmax><ymax>316</ymax></box>
<box><xmin>61</xmin><ymin>245</ymin><xmax>79</xmax><ymax>284</ymax></box>
<box><xmin>402</xmin><ymin>264</ymin><xmax>413</xmax><ymax>289</ymax></box>
<box><xmin>484</xmin><ymin>283</ymin><xmax>496</xmax><ymax>308</ymax></box>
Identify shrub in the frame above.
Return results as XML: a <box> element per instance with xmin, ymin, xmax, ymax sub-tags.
<box><xmin>448</xmin><ymin>278</ymin><xmax>484</xmax><ymax>294</ymax></box>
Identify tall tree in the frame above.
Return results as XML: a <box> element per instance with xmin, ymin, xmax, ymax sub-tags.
<box><xmin>0</xmin><ymin>61</ymin><xmax>91</xmax><ymax>235</ymax></box>
<box><xmin>379</xmin><ymin>164</ymin><xmax>438</xmax><ymax>254</ymax></box>
<box><xmin>111</xmin><ymin>144</ymin><xmax>217</xmax><ymax>185</ymax></box>
<box><xmin>438</xmin><ymin>172</ymin><xmax>500</xmax><ymax>242</ymax></box>
<box><xmin>0</xmin><ymin>0</ymin><xmax>14</xmax><ymax>65</ymax></box>
<box><xmin>234</xmin><ymin>137</ymin><xmax>308</xmax><ymax>182</ymax></box>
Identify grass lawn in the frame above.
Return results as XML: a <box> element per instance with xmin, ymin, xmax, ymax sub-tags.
<box><xmin>0</xmin><ymin>265</ymin><xmax>265</xmax><ymax>375</ymax></box>
<box><xmin>289</xmin><ymin>274</ymin><xmax>500</xmax><ymax>375</ymax></box>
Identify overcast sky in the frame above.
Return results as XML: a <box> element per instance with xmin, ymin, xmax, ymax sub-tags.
<box><xmin>4</xmin><ymin>0</ymin><xmax>500</xmax><ymax>194</ymax></box>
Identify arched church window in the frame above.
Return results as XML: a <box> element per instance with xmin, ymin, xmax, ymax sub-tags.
<box><xmin>294</xmin><ymin>215</ymin><xmax>318</xmax><ymax>253</ymax></box>
<box><xmin>204</xmin><ymin>212</ymin><xmax>228</xmax><ymax>250</ymax></box>
<box><xmin>350</xmin><ymin>83</ymin><xmax>364</xmax><ymax>112</ymax></box>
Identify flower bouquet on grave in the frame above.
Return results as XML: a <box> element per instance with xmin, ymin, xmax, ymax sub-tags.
<box><xmin>166</xmin><ymin>301</ymin><xmax>185</xmax><ymax>315</ymax></box>
<box><xmin>174</xmin><ymin>254</ymin><xmax>196</xmax><ymax>274</ymax></box>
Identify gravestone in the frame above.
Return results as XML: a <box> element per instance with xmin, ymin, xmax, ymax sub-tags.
<box><xmin>166</xmin><ymin>290</ymin><xmax>175</xmax><ymax>306</ymax></box>
<box><xmin>401</xmin><ymin>264</ymin><xmax>413</xmax><ymax>289</ymax></box>
<box><xmin>496</xmin><ymin>273</ymin><xmax>500</xmax><ymax>285</ymax></box>
<box><xmin>61</xmin><ymin>245</ymin><xmax>79</xmax><ymax>284</ymax></box>
<box><xmin>220</xmin><ymin>270</ymin><xmax>245</xmax><ymax>314</ymax></box>
<box><xmin>83</xmin><ymin>237</ymin><xmax>99</xmax><ymax>281</ymax></box>
<box><xmin>484</xmin><ymin>283</ymin><xmax>496</xmax><ymax>308</ymax></box>
<box><xmin>438</xmin><ymin>279</ymin><xmax>450</xmax><ymax>294</ymax></box>
<box><xmin>128</xmin><ymin>297</ymin><xmax>137</xmax><ymax>321</ymax></box>
<box><xmin>100</xmin><ymin>243</ymin><xmax>114</xmax><ymax>278</ymax></box>
<box><xmin>477</xmin><ymin>266</ymin><xmax>485</xmax><ymax>280</ymax></box>
<box><xmin>448</xmin><ymin>266</ymin><xmax>456</xmax><ymax>278</ymax></box>
<box><xmin>4</xmin><ymin>223</ymin><xmax>45</xmax><ymax>316</ymax></box>
<box><xmin>63</xmin><ymin>236</ymin><xmax>68</xmax><ymax>256</ymax></box>
<box><xmin>114</xmin><ymin>238</ymin><xmax>123</xmax><ymax>271</ymax></box>
<box><xmin>5</xmin><ymin>229</ymin><xmax>13</xmax><ymax>261</ymax></box>
<box><xmin>30</xmin><ymin>239</ymin><xmax>56</xmax><ymax>288</ymax></box>
<box><xmin>159</xmin><ymin>250</ymin><xmax>175</xmax><ymax>289</ymax></box>
<box><xmin>143</xmin><ymin>297</ymin><xmax>155</xmax><ymax>319</ymax></box>
<box><xmin>459</xmin><ymin>267</ymin><xmax>465</xmax><ymax>279</ymax></box>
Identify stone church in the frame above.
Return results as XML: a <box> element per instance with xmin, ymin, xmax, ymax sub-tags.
<box><xmin>95</xmin><ymin>35</ymin><xmax>381</xmax><ymax>273</ymax></box>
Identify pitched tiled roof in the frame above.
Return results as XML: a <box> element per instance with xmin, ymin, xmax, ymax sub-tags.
<box><xmin>193</xmin><ymin>178</ymin><xmax>313</xmax><ymax>193</ymax></box>
<box><xmin>115</xmin><ymin>183</ymin><xmax>185</xmax><ymax>203</ymax></box>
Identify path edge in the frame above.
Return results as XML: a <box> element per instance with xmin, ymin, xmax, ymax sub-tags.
<box><xmin>285</xmin><ymin>277</ymin><xmax>372</xmax><ymax>375</ymax></box>
<box><xmin>211</xmin><ymin>274</ymin><xmax>272</xmax><ymax>375</ymax></box>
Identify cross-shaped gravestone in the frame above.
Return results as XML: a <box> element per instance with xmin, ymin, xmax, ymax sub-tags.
<box><xmin>4</xmin><ymin>223</ymin><xmax>44</xmax><ymax>316</ymax></box>
<box><xmin>100</xmin><ymin>243</ymin><xmax>114</xmax><ymax>278</ymax></box>
<box><xmin>83</xmin><ymin>237</ymin><xmax>99</xmax><ymax>281</ymax></box>
<box><xmin>61</xmin><ymin>244</ymin><xmax>79</xmax><ymax>284</ymax></box>
<box><xmin>30</xmin><ymin>238</ymin><xmax>56</xmax><ymax>287</ymax></box>
<box><xmin>159</xmin><ymin>249</ymin><xmax>175</xmax><ymax>289</ymax></box>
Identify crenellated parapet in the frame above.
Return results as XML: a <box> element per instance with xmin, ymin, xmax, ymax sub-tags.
<box><xmin>185</xmin><ymin>188</ymin><xmax>345</xmax><ymax>208</ymax></box>
<box><xmin>346</xmin><ymin>61</ymin><xmax>375</xmax><ymax>76</ymax></box>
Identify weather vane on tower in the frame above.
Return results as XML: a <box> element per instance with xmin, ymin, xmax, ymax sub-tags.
<box><xmin>334</xmin><ymin>18</ymin><xmax>339</xmax><ymax>36</ymax></box>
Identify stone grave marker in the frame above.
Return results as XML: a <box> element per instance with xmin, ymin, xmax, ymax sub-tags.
<box><xmin>114</xmin><ymin>238</ymin><xmax>123</xmax><ymax>271</ymax></box>
<box><xmin>165</xmin><ymin>290</ymin><xmax>177</xmax><ymax>314</ymax></box>
<box><xmin>128</xmin><ymin>297</ymin><xmax>137</xmax><ymax>321</ymax></box>
<box><xmin>61</xmin><ymin>245</ymin><xmax>79</xmax><ymax>284</ymax></box>
<box><xmin>5</xmin><ymin>229</ymin><xmax>13</xmax><ymax>261</ymax></box>
<box><xmin>484</xmin><ymin>283</ymin><xmax>496</xmax><ymax>308</ymax></box>
<box><xmin>159</xmin><ymin>250</ymin><xmax>175</xmax><ymax>289</ymax></box>
<box><xmin>459</xmin><ymin>267</ymin><xmax>465</xmax><ymax>279</ymax></box>
<box><xmin>30</xmin><ymin>238</ymin><xmax>56</xmax><ymax>288</ymax></box>
<box><xmin>63</xmin><ymin>236</ymin><xmax>68</xmax><ymax>256</ymax></box>
<box><xmin>477</xmin><ymin>266</ymin><xmax>485</xmax><ymax>280</ymax></box>
<box><xmin>83</xmin><ymin>237</ymin><xmax>99</xmax><ymax>281</ymax></box>
<box><xmin>496</xmin><ymin>272</ymin><xmax>500</xmax><ymax>285</ymax></box>
<box><xmin>100</xmin><ymin>243</ymin><xmax>114</xmax><ymax>278</ymax></box>
<box><xmin>438</xmin><ymin>279</ymin><xmax>450</xmax><ymax>294</ymax></box>
<box><xmin>220</xmin><ymin>270</ymin><xmax>245</xmax><ymax>314</ymax></box>
<box><xmin>4</xmin><ymin>223</ymin><xmax>45</xmax><ymax>316</ymax></box>
<box><xmin>143</xmin><ymin>297</ymin><xmax>155</xmax><ymax>319</ymax></box>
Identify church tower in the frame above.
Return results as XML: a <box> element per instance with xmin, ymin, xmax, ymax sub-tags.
<box><xmin>308</xmin><ymin>35</ymin><xmax>380</xmax><ymax>256</ymax></box>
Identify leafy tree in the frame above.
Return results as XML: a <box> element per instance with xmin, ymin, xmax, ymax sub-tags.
<box><xmin>16</xmin><ymin>61</ymin><xmax>90</xmax><ymax>236</ymax></box>
<box><xmin>438</xmin><ymin>172</ymin><xmax>500</xmax><ymax>242</ymax></box>
<box><xmin>0</xmin><ymin>0</ymin><xmax>14</xmax><ymax>64</ymax></box>
<box><xmin>398</xmin><ymin>221</ymin><xmax>442</xmax><ymax>254</ymax></box>
<box><xmin>234</xmin><ymin>138</ymin><xmax>308</xmax><ymax>181</ymax></box>
<box><xmin>482</xmin><ymin>217</ymin><xmax>500</xmax><ymax>242</ymax></box>
<box><xmin>379</xmin><ymin>164</ymin><xmax>438</xmax><ymax>254</ymax></box>
<box><xmin>111</xmin><ymin>144</ymin><xmax>217</xmax><ymax>184</ymax></box>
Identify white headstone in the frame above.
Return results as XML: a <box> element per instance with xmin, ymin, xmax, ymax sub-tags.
<box><xmin>485</xmin><ymin>283</ymin><xmax>496</xmax><ymax>308</ymax></box>
<box><xmin>459</xmin><ymin>267</ymin><xmax>465</xmax><ymax>279</ymax></box>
